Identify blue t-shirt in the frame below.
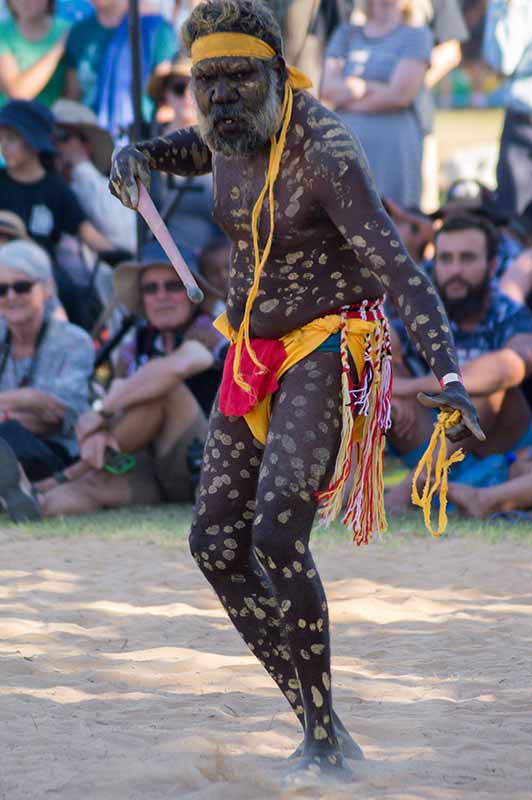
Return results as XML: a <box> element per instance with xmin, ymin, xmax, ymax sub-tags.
<box><xmin>65</xmin><ymin>12</ymin><xmax>176</xmax><ymax>122</ymax></box>
<box><xmin>395</xmin><ymin>287</ymin><xmax>532</xmax><ymax>376</ymax></box>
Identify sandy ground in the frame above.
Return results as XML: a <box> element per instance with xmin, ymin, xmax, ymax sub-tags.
<box><xmin>1</xmin><ymin>531</ymin><xmax>532</xmax><ymax>800</ymax></box>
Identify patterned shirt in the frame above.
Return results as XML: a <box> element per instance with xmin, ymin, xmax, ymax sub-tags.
<box><xmin>394</xmin><ymin>287</ymin><xmax>532</xmax><ymax>376</ymax></box>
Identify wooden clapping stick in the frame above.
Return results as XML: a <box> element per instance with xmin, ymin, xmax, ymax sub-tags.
<box><xmin>135</xmin><ymin>181</ymin><xmax>204</xmax><ymax>304</ymax></box>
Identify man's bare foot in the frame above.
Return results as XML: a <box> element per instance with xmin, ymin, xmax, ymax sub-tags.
<box><xmin>289</xmin><ymin>711</ymin><xmax>364</xmax><ymax>761</ymax></box>
<box><xmin>283</xmin><ymin>747</ymin><xmax>354</xmax><ymax>786</ymax></box>
<box><xmin>447</xmin><ymin>482</ymin><xmax>494</xmax><ymax>518</ymax></box>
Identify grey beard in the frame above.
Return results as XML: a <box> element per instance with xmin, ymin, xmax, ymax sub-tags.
<box><xmin>196</xmin><ymin>79</ymin><xmax>283</xmax><ymax>157</ymax></box>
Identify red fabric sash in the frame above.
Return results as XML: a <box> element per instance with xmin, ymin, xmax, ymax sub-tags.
<box><xmin>219</xmin><ymin>338</ymin><xmax>287</xmax><ymax>416</ymax></box>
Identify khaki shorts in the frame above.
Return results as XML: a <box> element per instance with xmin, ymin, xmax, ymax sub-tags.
<box><xmin>127</xmin><ymin>413</ymin><xmax>208</xmax><ymax>505</ymax></box>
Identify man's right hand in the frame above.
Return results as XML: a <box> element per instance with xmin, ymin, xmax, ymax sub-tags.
<box><xmin>109</xmin><ymin>144</ymin><xmax>151</xmax><ymax>209</ymax></box>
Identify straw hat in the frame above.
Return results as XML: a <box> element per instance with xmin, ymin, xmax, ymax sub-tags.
<box><xmin>52</xmin><ymin>99</ymin><xmax>115</xmax><ymax>175</ymax></box>
<box><xmin>114</xmin><ymin>241</ymin><xmax>222</xmax><ymax>316</ymax></box>
<box><xmin>147</xmin><ymin>55</ymin><xmax>193</xmax><ymax>105</ymax></box>
<box><xmin>0</xmin><ymin>211</ymin><xmax>29</xmax><ymax>241</ymax></box>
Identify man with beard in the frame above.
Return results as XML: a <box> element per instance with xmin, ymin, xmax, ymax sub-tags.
<box><xmin>387</xmin><ymin>213</ymin><xmax>532</xmax><ymax>513</ymax></box>
<box><xmin>108</xmin><ymin>0</ymin><xmax>484</xmax><ymax>781</ymax></box>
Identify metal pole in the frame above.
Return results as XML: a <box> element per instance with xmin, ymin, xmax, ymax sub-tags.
<box><xmin>128</xmin><ymin>0</ymin><xmax>143</xmax><ymax>143</ymax></box>
<box><xmin>128</xmin><ymin>0</ymin><xmax>145</xmax><ymax>254</ymax></box>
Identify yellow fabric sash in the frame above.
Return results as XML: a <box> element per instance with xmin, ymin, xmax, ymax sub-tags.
<box><xmin>190</xmin><ymin>32</ymin><xmax>312</xmax><ymax>90</ymax></box>
<box><xmin>191</xmin><ymin>32</ymin><xmax>312</xmax><ymax>399</ymax></box>
<box><xmin>214</xmin><ymin>310</ymin><xmax>375</xmax><ymax>444</ymax></box>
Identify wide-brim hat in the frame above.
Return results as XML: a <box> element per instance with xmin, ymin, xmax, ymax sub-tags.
<box><xmin>0</xmin><ymin>100</ymin><xmax>55</xmax><ymax>155</ymax></box>
<box><xmin>52</xmin><ymin>99</ymin><xmax>115</xmax><ymax>175</ymax></box>
<box><xmin>0</xmin><ymin>210</ymin><xmax>29</xmax><ymax>241</ymax></box>
<box><xmin>114</xmin><ymin>240</ymin><xmax>223</xmax><ymax>316</ymax></box>
<box><xmin>147</xmin><ymin>56</ymin><xmax>192</xmax><ymax>105</ymax></box>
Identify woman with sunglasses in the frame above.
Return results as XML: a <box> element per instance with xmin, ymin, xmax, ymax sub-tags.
<box><xmin>0</xmin><ymin>238</ymin><xmax>94</xmax><ymax>500</ymax></box>
<box><xmin>0</xmin><ymin>0</ymin><xmax>70</xmax><ymax>108</ymax></box>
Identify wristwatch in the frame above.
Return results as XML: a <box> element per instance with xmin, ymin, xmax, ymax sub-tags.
<box><xmin>91</xmin><ymin>398</ymin><xmax>113</xmax><ymax>418</ymax></box>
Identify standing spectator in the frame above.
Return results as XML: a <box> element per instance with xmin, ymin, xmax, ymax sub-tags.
<box><xmin>0</xmin><ymin>239</ymin><xmax>94</xmax><ymax>490</ymax></box>
<box><xmin>0</xmin><ymin>99</ymin><xmax>120</xmax><ymax>322</ymax></box>
<box><xmin>483</xmin><ymin>0</ymin><xmax>532</xmax><ymax>238</ymax></box>
<box><xmin>52</xmin><ymin>98</ymin><xmax>136</xmax><ymax>253</ymax></box>
<box><xmin>64</xmin><ymin>0</ymin><xmax>177</xmax><ymax>140</ymax></box>
<box><xmin>322</xmin><ymin>0</ymin><xmax>432</xmax><ymax>207</ymax></box>
<box><xmin>0</xmin><ymin>0</ymin><xmax>70</xmax><ymax>108</ymax></box>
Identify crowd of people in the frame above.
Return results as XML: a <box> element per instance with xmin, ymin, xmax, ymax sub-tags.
<box><xmin>0</xmin><ymin>0</ymin><xmax>531</xmax><ymax>526</ymax></box>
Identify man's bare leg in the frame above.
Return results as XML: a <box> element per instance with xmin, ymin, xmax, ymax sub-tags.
<box><xmin>449</xmin><ymin>462</ymin><xmax>532</xmax><ymax>518</ymax></box>
<box><xmin>39</xmin><ymin>382</ymin><xmax>205</xmax><ymax>516</ymax></box>
<box><xmin>190</xmin><ymin>355</ymin><xmax>359</xmax><ymax>778</ymax></box>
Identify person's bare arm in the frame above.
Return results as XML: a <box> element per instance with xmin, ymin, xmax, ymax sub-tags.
<box><xmin>394</xmin><ymin>333</ymin><xmax>532</xmax><ymax>397</ymax></box>
<box><xmin>0</xmin><ymin>34</ymin><xmax>66</xmax><ymax>100</ymax></box>
<box><xmin>320</xmin><ymin>57</ymin><xmax>352</xmax><ymax>107</ymax></box>
<box><xmin>76</xmin><ymin>339</ymin><xmax>214</xmax><ymax>442</ymax></box>
<box><xmin>109</xmin><ymin>127</ymin><xmax>212</xmax><ymax>208</ymax></box>
<box><xmin>0</xmin><ymin>387</ymin><xmax>65</xmax><ymax>416</ymax></box>
<box><xmin>500</xmin><ymin>248</ymin><xmax>532</xmax><ymax>304</ymax></box>
<box><xmin>0</xmin><ymin>388</ymin><xmax>65</xmax><ymax>433</ymax></box>
<box><xmin>64</xmin><ymin>67</ymin><xmax>81</xmax><ymax>100</ymax></box>
<box><xmin>78</xmin><ymin>220</ymin><xmax>117</xmax><ymax>255</ymax></box>
<box><xmin>425</xmin><ymin>39</ymin><xmax>462</xmax><ymax>88</ymax></box>
<box><xmin>342</xmin><ymin>59</ymin><xmax>428</xmax><ymax>112</ymax></box>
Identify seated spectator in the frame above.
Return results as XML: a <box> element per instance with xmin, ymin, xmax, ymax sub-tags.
<box><xmin>0</xmin><ymin>99</ymin><xmax>121</xmax><ymax>323</ymax></box>
<box><xmin>386</xmin><ymin>213</ymin><xmax>532</xmax><ymax>512</ymax></box>
<box><xmin>429</xmin><ymin>179</ymin><xmax>532</xmax><ymax>308</ymax></box>
<box><xmin>321</xmin><ymin>0</ymin><xmax>432</xmax><ymax>207</ymax></box>
<box><xmin>0</xmin><ymin>242</ymin><xmax>226</xmax><ymax>521</ymax></box>
<box><xmin>64</xmin><ymin>0</ymin><xmax>176</xmax><ymax>140</ymax></box>
<box><xmin>147</xmin><ymin>55</ymin><xmax>223</xmax><ymax>262</ymax></box>
<box><xmin>0</xmin><ymin>239</ymin><xmax>94</xmax><ymax>497</ymax></box>
<box><xmin>52</xmin><ymin>98</ymin><xmax>136</xmax><ymax>253</ymax></box>
<box><xmin>0</xmin><ymin>0</ymin><xmax>69</xmax><ymax>108</ymax></box>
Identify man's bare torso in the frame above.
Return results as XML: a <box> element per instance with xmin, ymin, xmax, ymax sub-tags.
<box><xmin>213</xmin><ymin>92</ymin><xmax>385</xmax><ymax>338</ymax></box>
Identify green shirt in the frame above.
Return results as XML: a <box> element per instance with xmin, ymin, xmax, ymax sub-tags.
<box><xmin>65</xmin><ymin>13</ymin><xmax>176</xmax><ymax>121</ymax></box>
<box><xmin>0</xmin><ymin>16</ymin><xmax>70</xmax><ymax>108</ymax></box>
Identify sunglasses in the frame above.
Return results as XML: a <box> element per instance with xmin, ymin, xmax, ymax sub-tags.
<box><xmin>54</xmin><ymin>128</ymin><xmax>87</xmax><ymax>144</ymax></box>
<box><xmin>0</xmin><ymin>280</ymin><xmax>35</xmax><ymax>297</ymax></box>
<box><xmin>168</xmin><ymin>81</ymin><xmax>188</xmax><ymax>97</ymax></box>
<box><xmin>140</xmin><ymin>279</ymin><xmax>185</xmax><ymax>296</ymax></box>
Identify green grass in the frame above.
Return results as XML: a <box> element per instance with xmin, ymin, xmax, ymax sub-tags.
<box><xmin>1</xmin><ymin>503</ymin><xmax>531</xmax><ymax>546</ymax></box>
<box><xmin>435</xmin><ymin>107</ymin><xmax>504</xmax><ymax>165</ymax></box>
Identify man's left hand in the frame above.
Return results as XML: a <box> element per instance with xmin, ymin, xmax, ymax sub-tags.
<box><xmin>417</xmin><ymin>381</ymin><xmax>486</xmax><ymax>443</ymax></box>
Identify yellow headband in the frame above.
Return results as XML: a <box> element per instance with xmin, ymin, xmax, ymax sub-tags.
<box><xmin>190</xmin><ymin>32</ymin><xmax>312</xmax><ymax>90</ymax></box>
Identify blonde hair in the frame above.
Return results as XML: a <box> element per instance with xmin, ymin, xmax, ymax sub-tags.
<box><xmin>351</xmin><ymin>0</ymin><xmax>433</xmax><ymax>26</ymax></box>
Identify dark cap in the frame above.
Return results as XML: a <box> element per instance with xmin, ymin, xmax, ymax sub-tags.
<box><xmin>0</xmin><ymin>100</ymin><xmax>56</xmax><ymax>155</ymax></box>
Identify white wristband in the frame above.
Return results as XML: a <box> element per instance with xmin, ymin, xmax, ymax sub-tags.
<box><xmin>439</xmin><ymin>372</ymin><xmax>462</xmax><ymax>389</ymax></box>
